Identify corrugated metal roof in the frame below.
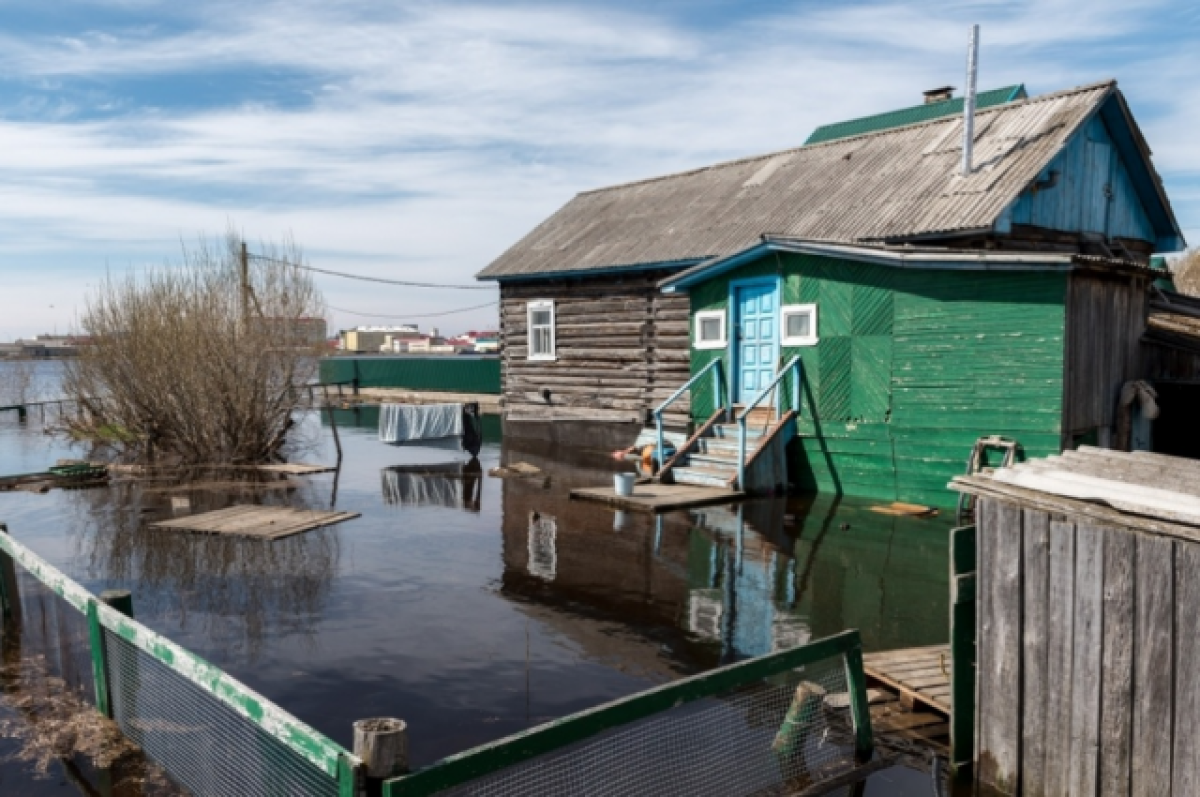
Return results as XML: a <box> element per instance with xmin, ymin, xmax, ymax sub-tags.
<box><xmin>804</xmin><ymin>85</ymin><xmax>1027</xmax><ymax>145</ymax></box>
<box><xmin>952</xmin><ymin>447</ymin><xmax>1200</xmax><ymax>533</ymax></box>
<box><xmin>479</xmin><ymin>81</ymin><xmax>1116</xmax><ymax>280</ymax></box>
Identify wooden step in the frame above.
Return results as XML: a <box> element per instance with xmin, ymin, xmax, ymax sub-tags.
<box><xmin>709</xmin><ymin>424</ymin><xmax>768</xmax><ymax>440</ymax></box>
<box><xmin>683</xmin><ymin>451</ymin><xmax>739</xmax><ymax>469</ymax></box>
<box><xmin>631</xmin><ymin>428</ymin><xmax>690</xmax><ymax>450</ymax></box>
<box><xmin>671</xmin><ymin>466</ymin><xmax>736</xmax><ymax>489</ymax></box>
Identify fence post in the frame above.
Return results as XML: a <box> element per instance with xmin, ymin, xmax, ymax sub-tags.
<box><xmin>0</xmin><ymin>525</ymin><xmax>20</xmax><ymax>622</ymax></box>
<box><xmin>354</xmin><ymin>718</ymin><xmax>408</xmax><ymax>796</ymax></box>
<box><xmin>87</xmin><ymin>600</ymin><xmax>112</xmax><ymax>717</ymax></box>
<box><xmin>843</xmin><ymin>642</ymin><xmax>875</xmax><ymax>763</ymax></box>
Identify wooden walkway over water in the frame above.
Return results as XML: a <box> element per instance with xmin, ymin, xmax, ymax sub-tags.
<box><xmin>862</xmin><ymin>644</ymin><xmax>951</xmax><ymax>755</ymax></box>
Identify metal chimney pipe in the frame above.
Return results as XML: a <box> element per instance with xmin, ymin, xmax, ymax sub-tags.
<box><xmin>961</xmin><ymin>24</ymin><xmax>980</xmax><ymax>176</ymax></box>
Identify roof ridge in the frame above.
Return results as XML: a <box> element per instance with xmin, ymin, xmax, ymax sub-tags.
<box><xmin>575</xmin><ymin>79</ymin><xmax>1117</xmax><ymax>198</ymax></box>
<box><xmin>806</xmin><ymin>83</ymin><xmax>1024</xmax><ymax>140</ymax></box>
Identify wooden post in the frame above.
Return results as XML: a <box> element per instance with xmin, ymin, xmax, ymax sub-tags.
<box><xmin>323</xmin><ymin>386</ymin><xmax>343</xmax><ymax>467</ymax></box>
<box><xmin>844</xmin><ymin>643</ymin><xmax>874</xmax><ymax>764</ymax></box>
<box><xmin>240</xmin><ymin>241</ymin><xmax>250</xmax><ymax>324</ymax></box>
<box><xmin>0</xmin><ymin>525</ymin><xmax>20</xmax><ymax>623</ymax></box>
<box><xmin>354</xmin><ymin>717</ymin><xmax>408</xmax><ymax>791</ymax></box>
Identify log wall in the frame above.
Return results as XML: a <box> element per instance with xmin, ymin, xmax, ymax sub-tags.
<box><xmin>975</xmin><ymin>496</ymin><xmax>1194</xmax><ymax>795</ymax></box>
<box><xmin>499</xmin><ymin>270</ymin><xmax>692</xmax><ymax>427</ymax></box>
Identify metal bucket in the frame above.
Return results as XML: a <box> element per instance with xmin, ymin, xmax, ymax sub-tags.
<box><xmin>614</xmin><ymin>473</ymin><xmax>636</xmax><ymax>497</ymax></box>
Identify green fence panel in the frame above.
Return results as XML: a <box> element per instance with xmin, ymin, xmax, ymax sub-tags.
<box><xmin>0</xmin><ymin>524</ymin><xmax>361</xmax><ymax>790</ymax></box>
<box><xmin>319</xmin><ymin>357</ymin><xmax>501</xmax><ymax>394</ymax></box>
<box><xmin>384</xmin><ymin>629</ymin><xmax>872</xmax><ymax>797</ymax></box>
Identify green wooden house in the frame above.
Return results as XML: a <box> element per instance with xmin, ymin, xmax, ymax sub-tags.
<box><xmin>479</xmin><ymin>78</ymin><xmax>1184</xmax><ymax>505</ymax></box>
<box><xmin>650</xmin><ymin>81</ymin><xmax>1184</xmax><ymax>505</ymax></box>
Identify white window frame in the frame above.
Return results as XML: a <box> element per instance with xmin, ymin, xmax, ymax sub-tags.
<box><xmin>526</xmin><ymin>300</ymin><xmax>556</xmax><ymax>361</ymax></box>
<box><xmin>694</xmin><ymin>310</ymin><xmax>728</xmax><ymax>350</ymax></box>
<box><xmin>780</xmin><ymin>304</ymin><xmax>819</xmax><ymax>347</ymax></box>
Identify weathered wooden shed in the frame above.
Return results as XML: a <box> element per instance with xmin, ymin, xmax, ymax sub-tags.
<box><xmin>950</xmin><ymin>447</ymin><xmax>1200</xmax><ymax>796</ymax></box>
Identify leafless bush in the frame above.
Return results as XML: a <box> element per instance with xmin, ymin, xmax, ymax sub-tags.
<box><xmin>0</xmin><ymin>360</ymin><xmax>35</xmax><ymax>406</ymax></box>
<box><xmin>63</xmin><ymin>232</ymin><xmax>326</xmax><ymax>465</ymax></box>
<box><xmin>1171</xmin><ymin>248</ymin><xmax>1200</xmax><ymax>296</ymax></box>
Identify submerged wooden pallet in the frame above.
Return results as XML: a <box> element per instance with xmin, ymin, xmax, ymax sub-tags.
<box><xmin>863</xmin><ymin>644</ymin><xmax>952</xmax><ymax>715</ymax></box>
<box><xmin>150</xmin><ymin>505</ymin><xmax>360</xmax><ymax>540</ymax></box>
<box><xmin>257</xmin><ymin>462</ymin><xmax>338</xmax><ymax>475</ymax></box>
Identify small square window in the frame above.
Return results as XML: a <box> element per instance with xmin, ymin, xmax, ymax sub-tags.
<box><xmin>781</xmin><ymin>304</ymin><xmax>818</xmax><ymax>346</ymax></box>
<box><xmin>694</xmin><ymin>310</ymin><xmax>727</xmax><ymax>350</ymax></box>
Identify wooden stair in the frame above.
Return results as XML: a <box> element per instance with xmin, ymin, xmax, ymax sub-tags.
<box><xmin>632</xmin><ymin>406</ymin><xmax>796</xmax><ymax>493</ymax></box>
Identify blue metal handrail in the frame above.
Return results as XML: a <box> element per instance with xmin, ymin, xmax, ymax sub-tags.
<box><xmin>736</xmin><ymin>355</ymin><xmax>802</xmax><ymax>489</ymax></box>
<box><xmin>653</xmin><ymin>358</ymin><xmax>727</xmax><ymax>473</ymax></box>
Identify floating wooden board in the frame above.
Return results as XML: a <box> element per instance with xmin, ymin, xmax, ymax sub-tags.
<box><xmin>150</xmin><ymin>505</ymin><xmax>359</xmax><ymax>540</ymax></box>
<box><xmin>569</xmin><ymin>484</ymin><xmax>744</xmax><ymax>513</ymax></box>
<box><xmin>257</xmin><ymin>463</ymin><xmax>338</xmax><ymax>475</ymax></box>
<box><xmin>863</xmin><ymin>644</ymin><xmax>952</xmax><ymax>716</ymax></box>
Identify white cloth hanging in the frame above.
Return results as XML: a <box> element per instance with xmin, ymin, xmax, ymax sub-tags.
<box><xmin>379</xmin><ymin>403</ymin><xmax>463</xmax><ymax>445</ymax></box>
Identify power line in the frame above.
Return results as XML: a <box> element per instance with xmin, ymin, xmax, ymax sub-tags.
<box><xmin>327</xmin><ymin>300</ymin><xmax>498</xmax><ymax>319</ymax></box>
<box><xmin>247</xmin><ymin>253</ymin><xmax>492</xmax><ymax>290</ymax></box>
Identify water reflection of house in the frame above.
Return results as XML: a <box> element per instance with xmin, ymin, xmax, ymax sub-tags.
<box><xmin>498</xmin><ymin>436</ymin><xmax>950</xmax><ymax>671</ymax></box>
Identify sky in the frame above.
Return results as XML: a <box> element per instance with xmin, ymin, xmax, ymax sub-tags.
<box><xmin>1</xmin><ymin>0</ymin><xmax>1198</xmax><ymax>340</ymax></box>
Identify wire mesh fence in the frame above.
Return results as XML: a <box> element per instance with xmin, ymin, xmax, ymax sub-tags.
<box><xmin>0</xmin><ymin>524</ymin><xmax>360</xmax><ymax>797</ymax></box>
<box><xmin>385</xmin><ymin>631</ymin><xmax>874</xmax><ymax>797</ymax></box>
<box><xmin>104</xmin><ymin>629</ymin><xmax>341</xmax><ymax>797</ymax></box>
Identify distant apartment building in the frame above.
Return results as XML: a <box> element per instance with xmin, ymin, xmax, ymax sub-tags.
<box><xmin>340</xmin><ymin>325</ymin><xmax>418</xmax><ymax>353</ymax></box>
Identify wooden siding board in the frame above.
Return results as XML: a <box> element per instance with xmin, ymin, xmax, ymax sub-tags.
<box><xmin>1009</xmin><ymin>115</ymin><xmax>1157</xmax><ymax>244</ymax></box>
<box><xmin>1062</xmin><ymin>270</ymin><xmax>1147</xmax><ymax>436</ymax></box>
<box><xmin>1043</xmin><ymin>518</ymin><xmax>1076</xmax><ymax>795</ymax></box>
<box><xmin>1069</xmin><ymin>522</ymin><xmax>1104</xmax><ymax>796</ymax></box>
<box><xmin>1132</xmin><ymin>533</ymin><xmax>1174</xmax><ymax>797</ymax></box>
<box><xmin>1099</xmin><ymin>524</ymin><xmax>1134</xmax><ymax>797</ymax></box>
<box><xmin>1021</xmin><ymin>509</ymin><xmax>1050</xmax><ymax>796</ymax></box>
<box><xmin>976</xmin><ymin>499</ymin><xmax>1023</xmax><ymax>793</ymax></box>
<box><xmin>1173</xmin><ymin>541</ymin><xmax>1200</xmax><ymax>792</ymax></box>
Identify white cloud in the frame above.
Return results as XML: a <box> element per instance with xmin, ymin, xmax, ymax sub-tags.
<box><xmin>0</xmin><ymin>0</ymin><xmax>1195</xmax><ymax>339</ymax></box>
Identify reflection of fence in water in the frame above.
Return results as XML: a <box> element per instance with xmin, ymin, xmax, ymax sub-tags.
<box><xmin>381</xmin><ymin>460</ymin><xmax>482</xmax><ymax>513</ymax></box>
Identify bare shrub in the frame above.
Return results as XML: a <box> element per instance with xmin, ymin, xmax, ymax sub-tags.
<box><xmin>63</xmin><ymin>232</ymin><xmax>326</xmax><ymax>465</ymax></box>
<box><xmin>1171</xmin><ymin>248</ymin><xmax>1200</xmax><ymax>296</ymax></box>
<box><xmin>0</xmin><ymin>359</ymin><xmax>35</xmax><ymax>406</ymax></box>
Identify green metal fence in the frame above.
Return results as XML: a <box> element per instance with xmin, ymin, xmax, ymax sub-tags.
<box><xmin>383</xmin><ymin>630</ymin><xmax>875</xmax><ymax>797</ymax></box>
<box><xmin>0</xmin><ymin>523</ymin><xmax>363</xmax><ymax>797</ymax></box>
<box><xmin>320</xmin><ymin>357</ymin><xmax>501</xmax><ymax>395</ymax></box>
<box><xmin>0</xmin><ymin>517</ymin><xmax>878</xmax><ymax>797</ymax></box>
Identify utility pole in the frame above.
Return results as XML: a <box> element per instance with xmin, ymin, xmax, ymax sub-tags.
<box><xmin>240</xmin><ymin>240</ymin><xmax>250</xmax><ymax>324</ymax></box>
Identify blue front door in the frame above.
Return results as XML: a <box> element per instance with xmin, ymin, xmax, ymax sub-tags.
<box><xmin>735</xmin><ymin>282</ymin><xmax>779</xmax><ymax>404</ymax></box>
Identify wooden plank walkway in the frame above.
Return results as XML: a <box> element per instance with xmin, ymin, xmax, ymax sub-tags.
<box><xmin>257</xmin><ymin>462</ymin><xmax>338</xmax><ymax>475</ymax></box>
<box><xmin>150</xmin><ymin>505</ymin><xmax>360</xmax><ymax>540</ymax></box>
<box><xmin>863</xmin><ymin>644</ymin><xmax>952</xmax><ymax>715</ymax></box>
<box><xmin>570</xmin><ymin>484</ymin><xmax>744</xmax><ymax>513</ymax></box>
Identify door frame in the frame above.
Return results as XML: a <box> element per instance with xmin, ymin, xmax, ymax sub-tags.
<box><xmin>727</xmin><ymin>276</ymin><xmax>783</xmax><ymax>404</ymax></box>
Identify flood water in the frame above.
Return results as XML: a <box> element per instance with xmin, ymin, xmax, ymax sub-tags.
<box><xmin>0</xmin><ymin>360</ymin><xmax>953</xmax><ymax>795</ymax></box>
